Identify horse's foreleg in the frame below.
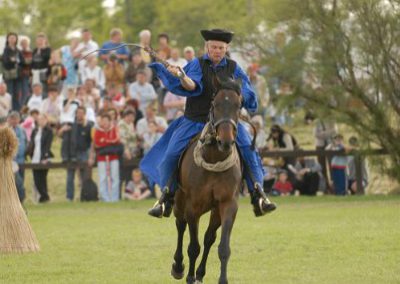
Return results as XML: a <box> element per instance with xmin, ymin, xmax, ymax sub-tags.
<box><xmin>171</xmin><ymin>217</ymin><xmax>187</xmax><ymax>280</ymax></box>
<box><xmin>186</xmin><ymin>215</ymin><xmax>200</xmax><ymax>284</ymax></box>
<box><xmin>218</xmin><ymin>200</ymin><xmax>238</xmax><ymax>284</ymax></box>
<box><xmin>195</xmin><ymin>209</ymin><xmax>221</xmax><ymax>282</ymax></box>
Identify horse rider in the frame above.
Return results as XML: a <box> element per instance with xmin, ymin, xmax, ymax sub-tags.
<box><xmin>140</xmin><ymin>29</ymin><xmax>277</xmax><ymax>218</ymax></box>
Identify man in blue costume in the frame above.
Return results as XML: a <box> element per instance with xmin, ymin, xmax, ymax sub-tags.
<box><xmin>141</xmin><ymin>29</ymin><xmax>276</xmax><ymax>218</ymax></box>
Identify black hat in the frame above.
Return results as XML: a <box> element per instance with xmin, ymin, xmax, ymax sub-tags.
<box><xmin>200</xmin><ymin>29</ymin><xmax>234</xmax><ymax>43</ymax></box>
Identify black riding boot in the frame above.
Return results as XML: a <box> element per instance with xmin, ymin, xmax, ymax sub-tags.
<box><xmin>250</xmin><ymin>183</ymin><xmax>277</xmax><ymax>217</ymax></box>
<box><xmin>148</xmin><ymin>187</ymin><xmax>175</xmax><ymax>218</ymax></box>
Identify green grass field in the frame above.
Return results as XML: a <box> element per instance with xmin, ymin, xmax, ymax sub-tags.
<box><xmin>1</xmin><ymin>196</ymin><xmax>399</xmax><ymax>284</ymax></box>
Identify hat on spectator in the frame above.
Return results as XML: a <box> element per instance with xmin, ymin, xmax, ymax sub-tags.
<box><xmin>201</xmin><ymin>29</ymin><xmax>234</xmax><ymax>43</ymax></box>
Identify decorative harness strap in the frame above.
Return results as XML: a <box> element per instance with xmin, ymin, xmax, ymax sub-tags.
<box><xmin>193</xmin><ymin>123</ymin><xmax>240</xmax><ymax>172</ymax></box>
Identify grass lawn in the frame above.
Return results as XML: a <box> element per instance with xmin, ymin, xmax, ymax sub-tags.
<box><xmin>0</xmin><ymin>196</ymin><xmax>399</xmax><ymax>284</ymax></box>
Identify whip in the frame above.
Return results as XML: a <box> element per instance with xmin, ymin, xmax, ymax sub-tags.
<box><xmin>80</xmin><ymin>43</ymin><xmax>184</xmax><ymax>77</ymax></box>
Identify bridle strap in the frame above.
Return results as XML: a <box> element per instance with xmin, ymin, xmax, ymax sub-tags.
<box><xmin>213</xmin><ymin>118</ymin><xmax>238</xmax><ymax>131</ymax></box>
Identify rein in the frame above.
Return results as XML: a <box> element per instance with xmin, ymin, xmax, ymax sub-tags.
<box><xmin>194</xmin><ymin>123</ymin><xmax>240</xmax><ymax>172</ymax></box>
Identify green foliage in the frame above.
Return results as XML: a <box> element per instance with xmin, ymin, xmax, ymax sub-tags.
<box><xmin>0</xmin><ymin>0</ymin><xmax>110</xmax><ymax>48</ymax></box>
<box><xmin>239</xmin><ymin>0</ymin><xmax>400</xmax><ymax>182</ymax></box>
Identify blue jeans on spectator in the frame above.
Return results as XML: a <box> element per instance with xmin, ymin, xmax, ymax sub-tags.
<box><xmin>6</xmin><ymin>78</ymin><xmax>22</xmax><ymax>111</ymax></box>
<box><xmin>21</xmin><ymin>76</ymin><xmax>30</xmax><ymax>106</ymax></box>
<box><xmin>15</xmin><ymin>172</ymin><xmax>25</xmax><ymax>202</ymax></box>
<box><xmin>331</xmin><ymin>168</ymin><xmax>347</xmax><ymax>195</ymax></box>
<box><xmin>66</xmin><ymin>151</ymin><xmax>89</xmax><ymax>201</ymax></box>
<box><xmin>98</xmin><ymin>159</ymin><xmax>120</xmax><ymax>202</ymax></box>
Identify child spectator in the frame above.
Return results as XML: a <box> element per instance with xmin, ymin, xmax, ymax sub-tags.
<box><xmin>90</xmin><ymin>113</ymin><xmax>120</xmax><ymax>202</ymax></box>
<box><xmin>272</xmin><ymin>170</ymin><xmax>293</xmax><ymax>196</ymax></box>
<box><xmin>326</xmin><ymin>134</ymin><xmax>348</xmax><ymax>195</ymax></box>
<box><xmin>27</xmin><ymin>83</ymin><xmax>44</xmax><ymax>112</ymax></box>
<box><xmin>124</xmin><ymin>169</ymin><xmax>151</xmax><ymax>200</ymax></box>
<box><xmin>347</xmin><ymin>136</ymin><xmax>369</xmax><ymax>194</ymax></box>
<box><xmin>21</xmin><ymin>109</ymin><xmax>39</xmax><ymax>142</ymax></box>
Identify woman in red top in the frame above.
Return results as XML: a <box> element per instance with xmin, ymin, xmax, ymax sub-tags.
<box><xmin>91</xmin><ymin>113</ymin><xmax>121</xmax><ymax>202</ymax></box>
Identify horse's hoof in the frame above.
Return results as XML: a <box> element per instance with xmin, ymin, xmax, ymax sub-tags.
<box><xmin>195</xmin><ymin>280</ymin><xmax>203</xmax><ymax>284</ymax></box>
<box><xmin>171</xmin><ymin>263</ymin><xmax>185</xmax><ymax>280</ymax></box>
<box><xmin>186</xmin><ymin>275</ymin><xmax>196</xmax><ymax>284</ymax></box>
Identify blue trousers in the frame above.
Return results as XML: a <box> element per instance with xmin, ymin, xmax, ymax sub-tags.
<box><xmin>157</xmin><ymin>119</ymin><xmax>264</xmax><ymax>193</ymax></box>
<box><xmin>331</xmin><ymin>168</ymin><xmax>347</xmax><ymax>195</ymax></box>
<box><xmin>66</xmin><ymin>151</ymin><xmax>89</xmax><ymax>200</ymax></box>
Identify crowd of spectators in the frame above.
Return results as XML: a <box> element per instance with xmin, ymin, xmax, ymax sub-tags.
<box><xmin>0</xmin><ymin>27</ymin><xmax>368</xmax><ymax>204</ymax></box>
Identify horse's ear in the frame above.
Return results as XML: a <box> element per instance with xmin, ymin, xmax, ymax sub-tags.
<box><xmin>212</xmin><ymin>75</ymin><xmax>222</xmax><ymax>91</ymax></box>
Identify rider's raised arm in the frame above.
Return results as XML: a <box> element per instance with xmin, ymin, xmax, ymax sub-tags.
<box><xmin>234</xmin><ymin>64</ymin><xmax>258</xmax><ymax>113</ymax></box>
<box><xmin>149</xmin><ymin>58</ymin><xmax>203</xmax><ymax>97</ymax></box>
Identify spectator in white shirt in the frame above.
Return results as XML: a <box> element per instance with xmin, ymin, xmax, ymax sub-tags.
<box><xmin>75</xmin><ymin>28</ymin><xmax>99</xmax><ymax>75</ymax></box>
<box><xmin>40</xmin><ymin>85</ymin><xmax>61</xmax><ymax>126</ymax></box>
<box><xmin>128</xmin><ymin>69</ymin><xmax>157</xmax><ymax>114</ymax></box>
<box><xmin>58</xmin><ymin>87</ymin><xmax>80</xmax><ymax>162</ymax></box>
<box><xmin>167</xmin><ymin>48</ymin><xmax>187</xmax><ymax>68</ymax></box>
<box><xmin>27</xmin><ymin>83</ymin><xmax>44</xmax><ymax>111</ymax></box>
<box><xmin>0</xmin><ymin>82</ymin><xmax>12</xmax><ymax>118</ymax></box>
<box><xmin>136</xmin><ymin>103</ymin><xmax>167</xmax><ymax>138</ymax></box>
<box><xmin>80</xmin><ymin>56</ymin><xmax>105</xmax><ymax>92</ymax></box>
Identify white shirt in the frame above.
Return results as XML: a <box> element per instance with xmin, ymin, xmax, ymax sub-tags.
<box><xmin>0</xmin><ymin>92</ymin><xmax>12</xmax><ymax>117</ymax></box>
<box><xmin>41</xmin><ymin>97</ymin><xmax>62</xmax><ymax>119</ymax></box>
<box><xmin>60</xmin><ymin>99</ymin><xmax>79</xmax><ymax>124</ymax></box>
<box><xmin>136</xmin><ymin>116</ymin><xmax>168</xmax><ymax>137</ymax></box>
<box><xmin>76</xmin><ymin>40</ymin><xmax>99</xmax><ymax>71</ymax></box>
<box><xmin>81</xmin><ymin>65</ymin><xmax>105</xmax><ymax>90</ymax></box>
<box><xmin>167</xmin><ymin>58</ymin><xmax>187</xmax><ymax>68</ymax></box>
<box><xmin>128</xmin><ymin>82</ymin><xmax>157</xmax><ymax>114</ymax></box>
<box><xmin>27</xmin><ymin>94</ymin><xmax>43</xmax><ymax>111</ymax></box>
<box><xmin>32</xmin><ymin>128</ymin><xmax>42</xmax><ymax>163</ymax></box>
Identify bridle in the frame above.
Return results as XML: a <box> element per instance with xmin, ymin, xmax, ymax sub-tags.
<box><xmin>208</xmin><ymin>93</ymin><xmax>239</xmax><ymax>136</ymax></box>
<box><xmin>207</xmin><ymin>89</ymin><xmax>257</xmax><ymax>150</ymax></box>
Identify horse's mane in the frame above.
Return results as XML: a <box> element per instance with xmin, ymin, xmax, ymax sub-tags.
<box><xmin>215</xmin><ymin>78</ymin><xmax>241</xmax><ymax>96</ymax></box>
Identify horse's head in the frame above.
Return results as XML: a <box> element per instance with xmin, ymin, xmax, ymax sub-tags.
<box><xmin>210</xmin><ymin>77</ymin><xmax>243</xmax><ymax>152</ymax></box>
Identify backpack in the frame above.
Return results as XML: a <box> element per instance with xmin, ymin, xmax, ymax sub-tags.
<box><xmin>81</xmin><ymin>170</ymin><xmax>99</xmax><ymax>202</ymax></box>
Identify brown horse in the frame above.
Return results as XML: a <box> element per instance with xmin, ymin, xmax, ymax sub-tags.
<box><xmin>170</xmin><ymin>79</ymin><xmax>243</xmax><ymax>284</ymax></box>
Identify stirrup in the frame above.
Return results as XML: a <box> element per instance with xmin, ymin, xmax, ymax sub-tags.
<box><xmin>252</xmin><ymin>183</ymin><xmax>277</xmax><ymax>217</ymax></box>
<box><xmin>148</xmin><ymin>201</ymin><xmax>165</xmax><ymax>218</ymax></box>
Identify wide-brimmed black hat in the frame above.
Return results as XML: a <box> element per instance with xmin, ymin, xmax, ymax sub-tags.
<box><xmin>200</xmin><ymin>29</ymin><xmax>234</xmax><ymax>43</ymax></box>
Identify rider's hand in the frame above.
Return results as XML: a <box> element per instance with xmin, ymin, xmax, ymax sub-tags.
<box><xmin>167</xmin><ymin>65</ymin><xmax>184</xmax><ymax>78</ymax></box>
